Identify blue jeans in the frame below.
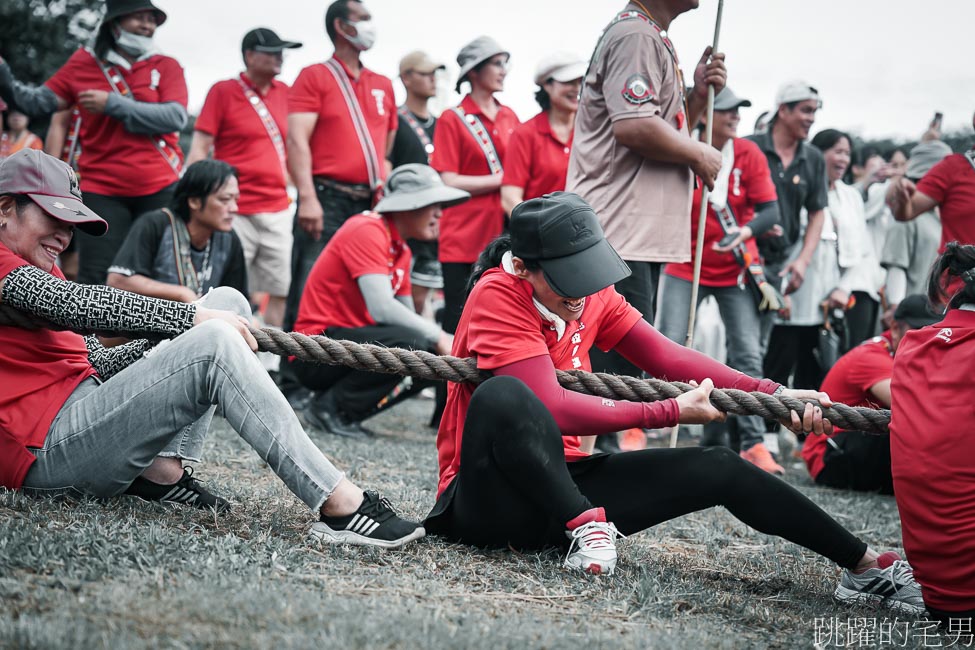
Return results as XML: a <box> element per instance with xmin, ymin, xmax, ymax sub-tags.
<box><xmin>22</xmin><ymin>288</ymin><xmax>344</xmax><ymax>511</ymax></box>
<box><xmin>656</xmin><ymin>274</ymin><xmax>766</xmax><ymax>449</ymax></box>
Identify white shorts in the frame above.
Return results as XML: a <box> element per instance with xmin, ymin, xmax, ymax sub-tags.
<box><xmin>232</xmin><ymin>205</ymin><xmax>295</xmax><ymax>296</ymax></box>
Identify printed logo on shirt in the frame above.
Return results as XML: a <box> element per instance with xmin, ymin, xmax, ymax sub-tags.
<box><xmin>621</xmin><ymin>74</ymin><xmax>655</xmax><ymax>105</ymax></box>
<box><xmin>601</xmin><ymin>398</ymin><xmax>616</xmax><ymax>408</ymax></box>
<box><xmin>150</xmin><ymin>69</ymin><xmax>160</xmax><ymax>90</ymax></box>
<box><xmin>935</xmin><ymin>328</ymin><xmax>953</xmax><ymax>343</ymax></box>
<box><xmin>372</xmin><ymin>89</ymin><xmax>386</xmax><ymax>116</ymax></box>
<box><xmin>732</xmin><ymin>168</ymin><xmax>743</xmax><ymax>196</ymax></box>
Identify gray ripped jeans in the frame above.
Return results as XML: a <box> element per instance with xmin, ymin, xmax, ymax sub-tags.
<box><xmin>22</xmin><ymin>287</ymin><xmax>344</xmax><ymax>511</ymax></box>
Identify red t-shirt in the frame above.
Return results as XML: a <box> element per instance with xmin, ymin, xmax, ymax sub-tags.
<box><xmin>802</xmin><ymin>333</ymin><xmax>893</xmax><ymax>479</ymax></box>
<box><xmin>665</xmin><ymin>138</ymin><xmax>777</xmax><ymax>287</ymax></box>
<box><xmin>435</xmin><ymin>268</ymin><xmax>643</xmax><ymax>496</ymax></box>
<box><xmin>288</xmin><ymin>58</ymin><xmax>397</xmax><ymax>184</ymax></box>
<box><xmin>0</xmin><ymin>244</ymin><xmax>96</xmax><ymax>489</ymax></box>
<box><xmin>45</xmin><ymin>49</ymin><xmax>187</xmax><ymax>196</ymax></box>
<box><xmin>502</xmin><ymin>111</ymin><xmax>573</xmax><ymax>201</ymax></box>
<box><xmin>294</xmin><ymin>211</ymin><xmax>411</xmax><ymax>334</ymax></box>
<box><xmin>195</xmin><ymin>73</ymin><xmax>290</xmax><ymax>214</ymax></box>
<box><xmin>430</xmin><ymin>95</ymin><xmax>520</xmax><ymax>263</ymax></box>
<box><xmin>917</xmin><ymin>153</ymin><xmax>975</xmax><ymax>252</ymax></box>
<box><xmin>890</xmin><ymin>309</ymin><xmax>975</xmax><ymax>612</ymax></box>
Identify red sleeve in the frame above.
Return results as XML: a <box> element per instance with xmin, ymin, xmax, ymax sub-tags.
<box><xmin>615</xmin><ymin>319</ymin><xmax>781</xmax><ymax>393</ymax></box>
<box><xmin>44</xmin><ymin>49</ymin><xmax>87</xmax><ymax>104</ymax></box>
<box><xmin>430</xmin><ymin>110</ymin><xmax>462</xmax><ymax>174</ymax></box>
<box><xmin>395</xmin><ymin>250</ymin><xmax>412</xmax><ymax>298</ymax></box>
<box><xmin>0</xmin><ymin>242</ymin><xmax>30</xmax><ymax>281</ymax></box>
<box><xmin>341</xmin><ymin>220</ymin><xmax>393</xmax><ymax>279</ymax></box>
<box><xmin>156</xmin><ymin>57</ymin><xmax>188</xmax><ymax>106</ymax></box>
<box><xmin>494</xmin><ymin>355</ymin><xmax>680</xmax><ymax>435</ymax></box>
<box><xmin>289</xmin><ymin>66</ymin><xmax>325</xmax><ymax>114</ymax></box>
<box><xmin>741</xmin><ymin>139</ymin><xmax>777</xmax><ymax>205</ymax></box>
<box><xmin>468</xmin><ymin>280</ymin><xmax>550</xmax><ymax>369</ymax></box>
<box><xmin>193</xmin><ymin>81</ymin><xmax>225</xmax><ymax>136</ymax></box>
<box><xmin>385</xmin><ymin>78</ymin><xmax>398</xmax><ymax>133</ymax></box>
<box><xmin>847</xmin><ymin>345</ymin><xmax>894</xmax><ymax>396</ymax></box>
<box><xmin>592</xmin><ymin>286</ymin><xmax>644</xmax><ymax>351</ymax></box>
<box><xmin>916</xmin><ymin>155</ymin><xmax>956</xmax><ymax>204</ymax></box>
<box><xmin>501</xmin><ymin>122</ymin><xmax>533</xmax><ymax>189</ymax></box>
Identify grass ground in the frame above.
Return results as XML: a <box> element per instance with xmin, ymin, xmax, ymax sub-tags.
<box><xmin>0</xmin><ymin>397</ymin><xmax>930</xmax><ymax>649</ymax></box>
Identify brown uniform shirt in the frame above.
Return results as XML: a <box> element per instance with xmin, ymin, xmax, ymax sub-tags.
<box><xmin>567</xmin><ymin>13</ymin><xmax>692</xmax><ymax>263</ymax></box>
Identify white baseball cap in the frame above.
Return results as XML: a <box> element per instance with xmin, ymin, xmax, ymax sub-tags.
<box><xmin>775</xmin><ymin>80</ymin><xmax>822</xmax><ymax>108</ymax></box>
<box><xmin>534</xmin><ymin>52</ymin><xmax>587</xmax><ymax>86</ymax></box>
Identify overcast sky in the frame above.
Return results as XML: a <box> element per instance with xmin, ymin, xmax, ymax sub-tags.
<box><xmin>153</xmin><ymin>0</ymin><xmax>974</xmax><ymax>141</ymax></box>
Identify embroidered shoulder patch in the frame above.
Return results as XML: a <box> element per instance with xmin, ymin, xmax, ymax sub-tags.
<box><xmin>621</xmin><ymin>74</ymin><xmax>655</xmax><ymax>105</ymax></box>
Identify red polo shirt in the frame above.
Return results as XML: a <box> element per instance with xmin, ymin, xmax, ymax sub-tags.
<box><xmin>195</xmin><ymin>73</ymin><xmax>290</xmax><ymax>214</ymax></box>
<box><xmin>45</xmin><ymin>48</ymin><xmax>186</xmax><ymax>196</ymax></box>
<box><xmin>0</xmin><ymin>243</ymin><xmax>96</xmax><ymax>489</ymax></box>
<box><xmin>502</xmin><ymin>110</ymin><xmax>573</xmax><ymax>201</ymax></box>
<box><xmin>435</xmin><ymin>268</ymin><xmax>642</xmax><ymax>496</ymax></box>
<box><xmin>288</xmin><ymin>57</ymin><xmax>397</xmax><ymax>185</ymax></box>
<box><xmin>294</xmin><ymin>211</ymin><xmax>411</xmax><ymax>334</ymax></box>
<box><xmin>431</xmin><ymin>95</ymin><xmax>520</xmax><ymax>263</ymax></box>
<box><xmin>890</xmin><ymin>308</ymin><xmax>975</xmax><ymax>612</ymax></box>
<box><xmin>802</xmin><ymin>333</ymin><xmax>893</xmax><ymax>479</ymax></box>
<box><xmin>917</xmin><ymin>153</ymin><xmax>975</xmax><ymax>251</ymax></box>
<box><xmin>665</xmin><ymin>138</ymin><xmax>777</xmax><ymax>287</ymax></box>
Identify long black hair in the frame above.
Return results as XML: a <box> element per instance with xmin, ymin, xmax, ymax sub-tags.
<box><xmin>170</xmin><ymin>159</ymin><xmax>237</xmax><ymax>222</ymax></box>
<box><xmin>466</xmin><ymin>234</ymin><xmax>541</xmax><ymax>295</ymax></box>
<box><xmin>93</xmin><ymin>20</ymin><xmax>119</xmax><ymax>60</ymax></box>
<box><xmin>928</xmin><ymin>241</ymin><xmax>975</xmax><ymax>310</ymax></box>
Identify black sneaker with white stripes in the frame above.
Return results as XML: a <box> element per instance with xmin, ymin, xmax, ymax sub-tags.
<box><xmin>124</xmin><ymin>467</ymin><xmax>231</xmax><ymax>513</ymax></box>
<box><xmin>308</xmin><ymin>490</ymin><xmax>425</xmax><ymax>549</ymax></box>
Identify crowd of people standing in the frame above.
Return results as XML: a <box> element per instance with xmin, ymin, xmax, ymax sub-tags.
<box><xmin>1</xmin><ymin>0</ymin><xmax>973</xmax><ymax>628</ymax></box>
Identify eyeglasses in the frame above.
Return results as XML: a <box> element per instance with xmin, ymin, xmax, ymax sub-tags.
<box><xmin>486</xmin><ymin>59</ymin><xmax>509</xmax><ymax>72</ymax></box>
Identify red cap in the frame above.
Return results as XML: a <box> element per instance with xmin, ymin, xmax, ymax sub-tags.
<box><xmin>0</xmin><ymin>149</ymin><xmax>107</xmax><ymax>236</ymax></box>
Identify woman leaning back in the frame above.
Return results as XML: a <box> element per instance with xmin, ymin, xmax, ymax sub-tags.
<box><xmin>0</xmin><ymin>149</ymin><xmax>423</xmax><ymax>549</ymax></box>
<box><xmin>424</xmin><ymin>190</ymin><xmax>924</xmax><ymax>614</ymax></box>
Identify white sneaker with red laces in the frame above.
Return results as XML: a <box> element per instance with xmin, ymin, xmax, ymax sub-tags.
<box><xmin>564</xmin><ymin>521</ymin><xmax>622</xmax><ymax>576</ymax></box>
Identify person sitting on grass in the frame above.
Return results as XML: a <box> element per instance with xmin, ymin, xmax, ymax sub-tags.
<box><xmin>107</xmin><ymin>159</ymin><xmax>247</xmax><ymax>302</ymax></box>
<box><xmin>424</xmin><ymin>191</ymin><xmax>923</xmax><ymax>615</ymax></box>
<box><xmin>890</xmin><ymin>242</ymin><xmax>975</xmax><ymax>628</ymax></box>
<box><xmin>802</xmin><ymin>294</ymin><xmax>942</xmax><ymax>493</ymax></box>
<box><xmin>292</xmin><ymin>164</ymin><xmax>466</xmax><ymax>438</ymax></box>
<box><xmin>0</xmin><ymin>148</ymin><xmax>423</xmax><ymax>549</ymax></box>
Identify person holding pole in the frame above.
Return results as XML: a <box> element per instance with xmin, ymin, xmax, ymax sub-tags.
<box><xmin>658</xmin><ymin>87</ymin><xmax>785</xmax><ymax>474</ymax></box>
<box><xmin>566</xmin><ymin>1</ymin><xmax>725</xmax><ymax>451</ymax></box>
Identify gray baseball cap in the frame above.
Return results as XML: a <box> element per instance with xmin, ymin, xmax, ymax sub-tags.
<box><xmin>906</xmin><ymin>140</ymin><xmax>952</xmax><ymax>180</ymax></box>
<box><xmin>373</xmin><ymin>164</ymin><xmax>470</xmax><ymax>213</ymax></box>
<box><xmin>455</xmin><ymin>36</ymin><xmax>508</xmax><ymax>91</ymax></box>
<box><xmin>713</xmin><ymin>87</ymin><xmax>751</xmax><ymax>112</ymax></box>
<box><xmin>0</xmin><ymin>149</ymin><xmax>107</xmax><ymax>235</ymax></box>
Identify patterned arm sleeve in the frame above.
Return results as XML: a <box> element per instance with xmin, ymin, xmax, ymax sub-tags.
<box><xmin>84</xmin><ymin>336</ymin><xmax>154</xmax><ymax>379</ymax></box>
<box><xmin>1</xmin><ymin>265</ymin><xmax>196</xmax><ymax>339</ymax></box>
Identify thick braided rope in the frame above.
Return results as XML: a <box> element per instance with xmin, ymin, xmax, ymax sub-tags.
<box><xmin>0</xmin><ymin>305</ymin><xmax>891</xmax><ymax>433</ymax></box>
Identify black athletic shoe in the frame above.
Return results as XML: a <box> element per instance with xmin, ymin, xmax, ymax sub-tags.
<box><xmin>125</xmin><ymin>467</ymin><xmax>231</xmax><ymax>513</ymax></box>
<box><xmin>308</xmin><ymin>490</ymin><xmax>425</xmax><ymax>549</ymax></box>
<box><xmin>304</xmin><ymin>392</ymin><xmax>374</xmax><ymax>439</ymax></box>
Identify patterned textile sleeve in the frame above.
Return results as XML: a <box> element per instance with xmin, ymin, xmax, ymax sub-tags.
<box><xmin>1</xmin><ymin>265</ymin><xmax>196</xmax><ymax>339</ymax></box>
<box><xmin>84</xmin><ymin>336</ymin><xmax>155</xmax><ymax>379</ymax></box>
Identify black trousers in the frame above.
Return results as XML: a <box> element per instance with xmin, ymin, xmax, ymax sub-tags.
<box><xmin>440</xmin><ymin>262</ymin><xmax>472</xmax><ymax>335</ymax></box>
<box><xmin>425</xmin><ymin>376</ymin><xmax>867</xmax><ymax>569</ymax></box>
<box><xmin>76</xmin><ymin>185</ymin><xmax>175</xmax><ymax>285</ymax></box>
<box><xmin>845</xmin><ymin>292</ymin><xmax>880</xmax><ymax>350</ymax></box>
<box><xmin>590</xmin><ymin>261</ymin><xmax>661</xmax><ymax>378</ymax></box>
<box><xmin>815</xmin><ymin>430</ymin><xmax>893</xmax><ymax>494</ymax></box>
<box><xmin>763</xmin><ymin>324</ymin><xmax>824</xmax><ymax>390</ymax></box>
<box><xmin>292</xmin><ymin>324</ymin><xmax>432</xmax><ymax>419</ymax></box>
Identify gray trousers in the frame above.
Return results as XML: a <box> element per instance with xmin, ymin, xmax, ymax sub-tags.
<box><xmin>656</xmin><ymin>274</ymin><xmax>766</xmax><ymax>449</ymax></box>
<box><xmin>22</xmin><ymin>287</ymin><xmax>344</xmax><ymax>511</ymax></box>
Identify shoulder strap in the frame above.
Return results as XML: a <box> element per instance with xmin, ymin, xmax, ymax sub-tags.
<box><xmin>321</xmin><ymin>59</ymin><xmax>382</xmax><ymax>190</ymax></box>
<box><xmin>85</xmin><ymin>47</ymin><xmax>181</xmax><ymax>178</ymax></box>
<box><xmin>163</xmin><ymin>208</ymin><xmax>200</xmax><ymax>295</ymax></box>
<box><xmin>451</xmin><ymin>106</ymin><xmax>503</xmax><ymax>175</ymax></box>
<box><xmin>236</xmin><ymin>77</ymin><xmax>288</xmax><ymax>179</ymax></box>
<box><xmin>397</xmin><ymin>105</ymin><xmax>434</xmax><ymax>158</ymax></box>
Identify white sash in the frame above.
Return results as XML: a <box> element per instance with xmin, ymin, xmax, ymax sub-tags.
<box><xmin>321</xmin><ymin>59</ymin><xmax>382</xmax><ymax>190</ymax></box>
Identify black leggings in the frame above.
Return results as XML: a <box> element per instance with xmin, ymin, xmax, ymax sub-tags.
<box><xmin>425</xmin><ymin>376</ymin><xmax>867</xmax><ymax>569</ymax></box>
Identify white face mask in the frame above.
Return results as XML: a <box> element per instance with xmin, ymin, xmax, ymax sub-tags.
<box><xmin>115</xmin><ymin>29</ymin><xmax>156</xmax><ymax>58</ymax></box>
<box><xmin>342</xmin><ymin>19</ymin><xmax>376</xmax><ymax>51</ymax></box>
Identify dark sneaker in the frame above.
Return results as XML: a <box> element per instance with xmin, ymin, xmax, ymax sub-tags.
<box><xmin>308</xmin><ymin>491</ymin><xmax>425</xmax><ymax>549</ymax></box>
<box><xmin>125</xmin><ymin>467</ymin><xmax>231</xmax><ymax>513</ymax></box>
<box><xmin>304</xmin><ymin>392</ymin><xmax>374</xmax><ymax>439</ymax></box>
<box><xmin>834</xmin><ymin>551</ymin><xmax>926</xmax><ymax>615</ymax></box>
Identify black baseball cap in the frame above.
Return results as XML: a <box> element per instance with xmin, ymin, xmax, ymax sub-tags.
<box><xmin>510</xmin><ymin>192</ymin><xmax>631</xmax><ymax>298</ymax></box>
<box><xmin>893</xmin><ymin>294</ymin><xmax>943</xmax><ymax>329</ymax></box>
<box><xmin>242</xmin><ymin>28</ymin><xmax>303</xmax><ymax>53</ymax></box>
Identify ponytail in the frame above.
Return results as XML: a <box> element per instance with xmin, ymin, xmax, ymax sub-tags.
<box><xmin>927</xmin><ymin>241</ymin><xmax>975</xmax><ymax>309</ymax></box>
<box><xmin>465</xmin><ymin>234</ymin><xmax>541</xmax><ymax>295</ymax></box>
